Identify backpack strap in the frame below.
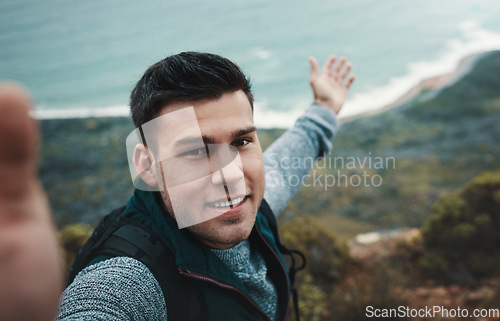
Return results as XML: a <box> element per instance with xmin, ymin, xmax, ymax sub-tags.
<box><xmin>94</xmin><ymin>218</ymin><xmax>204</xmax><ymax>321</ymax></box>
<box><xmin>259</xmin><ymin>199</ymin><xmax>306</xmax><ymax>321</ymax></box>
<box><xmin>92</xmin><ymin>223</ymin><xmax>170</xmax><ymax>270</ymax></box>
<box><xmin>68</xmin><ymin>206</ymin><xmax>203</xmax><ymax>321</ymax></box>
<box><xmin>68</xmin><ymin>206</ymin><xmax>169</xmax><ymax>284</ymax></box>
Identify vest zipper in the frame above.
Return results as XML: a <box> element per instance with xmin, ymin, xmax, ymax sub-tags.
<box><xmin>178</xmin><ymin>268</ymin><xmax>273</xmax><ymax>321</ymax></box>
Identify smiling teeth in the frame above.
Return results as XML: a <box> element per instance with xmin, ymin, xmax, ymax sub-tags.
<box><xmin>213</xmin><ymin>196</ymin><xmax>245</xmax><ymax>208</ymax></box>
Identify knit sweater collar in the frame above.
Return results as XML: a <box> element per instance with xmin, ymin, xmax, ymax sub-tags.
<box><xmin>210</xmin><ymin>239</ymin><xmax>251</xmax><ymax>267</ymax></box>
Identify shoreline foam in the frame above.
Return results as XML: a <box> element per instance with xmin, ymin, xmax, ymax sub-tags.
<box><xmin>32</xmin><ymin>105</ymin><xmax>130</xmax><ymax>120</ymax></box>
<box><xmin>339</xmin><ymin>52</ymin><xmax>485</xmax><ymax>123</ymax></box>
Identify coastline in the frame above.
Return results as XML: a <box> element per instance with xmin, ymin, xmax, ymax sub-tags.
<box><xmin>339</xmin><ymin>52</ymin><xmax>485</xmax><ymax>123</ymax></box>
<box><xmin>35</xmin><ymin>50</ymin><xmax>496</xmax><ymax>127</ymax></box>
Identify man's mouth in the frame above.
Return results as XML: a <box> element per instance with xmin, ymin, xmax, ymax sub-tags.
<box><xmin>209</xmin><ymin>195</ymin><xmax>246</xmax><ymax>209</ymax></box>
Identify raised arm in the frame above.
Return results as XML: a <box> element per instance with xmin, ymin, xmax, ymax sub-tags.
<box><xmin>263</xmin><ymin>55</ymin><xmax>355</xmax><ymax>217</ymax></box>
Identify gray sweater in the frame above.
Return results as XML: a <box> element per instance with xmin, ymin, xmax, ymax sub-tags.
<box><xmin>56</xmin><ymin>104</ymin><xmax>339</xmax><ymax>320</ymax></box>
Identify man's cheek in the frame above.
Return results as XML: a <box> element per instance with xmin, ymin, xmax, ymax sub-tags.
<box><xmin>167</xmin><ymin>178</ymin><xmax>213</xmax><ymax>229</ymax></box>
<box><xmin>244</xmin><ymin>155</ymin><xmax>265</xmax><ymax>198</ymax></box>
<box><xmin>243</xmin><ymin>156</ymin><xmax>265</xmax><ymax>182</ymax></box>
<box><xmin>242</xmin><ymin>148</ymin><xmax>264</xmax><ymax>172</ymax></box>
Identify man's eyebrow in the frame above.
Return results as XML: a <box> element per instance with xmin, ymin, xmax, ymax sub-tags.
<box><xmin>173</xmin><ymin>136</ymin><xmax>210</xmax><ymax>148</ymax></box>
<box><xmin>231</xmin><ymin>126</ymin><xmax>257</xmax><ymax>139</ymax></box>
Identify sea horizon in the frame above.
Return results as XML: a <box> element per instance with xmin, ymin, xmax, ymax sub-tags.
<box><xmin>2</xmin><ymin>0</ymin><xmax>500</xmax><ymax>127</ymax></box>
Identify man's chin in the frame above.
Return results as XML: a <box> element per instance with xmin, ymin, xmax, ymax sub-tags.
<box><xmin>186</xmin><ymin>225</ymin><xmax>251</xmax><ymax>249</ymax></box>
<box><xmin>186</xmin><ymin>209</ymin><xmax>257</xmax><ymax>249</ymax></box>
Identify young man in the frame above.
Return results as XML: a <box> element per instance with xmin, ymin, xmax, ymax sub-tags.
<box><xmin>0</xmin><ymin>52</ymin><xmax>354</xmax><ymax>321</ymax></box>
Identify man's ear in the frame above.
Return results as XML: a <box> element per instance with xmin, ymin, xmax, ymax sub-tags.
<box><xmin>133</xmin><ymin>144</ymin><xmax>158</xmax><ymax>188</ymax></box>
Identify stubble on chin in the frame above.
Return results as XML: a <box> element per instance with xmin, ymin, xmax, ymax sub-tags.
<box><xmin>159</xmin><ymin>189</ymin><xmax>260</xmax><ymax>248</ymax></box>
<box><xmin>186</xmin><ymin>214</ymin><xmax>256</xmax><ymax>249</ymax></box>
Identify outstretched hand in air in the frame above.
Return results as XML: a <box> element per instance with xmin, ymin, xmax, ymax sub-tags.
<box><xmin>308</xmin><ymin>55</ymin><xmax>355</xmax><ymax>114</ymax></box>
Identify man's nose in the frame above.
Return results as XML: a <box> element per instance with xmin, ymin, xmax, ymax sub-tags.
<box><xmin>211</xmin><ymin>157</ymin><xmax>244</xmax><ymax>186</ymax></box>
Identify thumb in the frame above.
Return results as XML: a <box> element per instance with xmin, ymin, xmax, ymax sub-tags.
<box><xmin>308</xmin><ymin>56</ymin><xmax>319</xmax><ymax>82</ymax></box>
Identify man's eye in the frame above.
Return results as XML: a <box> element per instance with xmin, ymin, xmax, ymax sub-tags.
<box><xmin>234</xmin><ymin>138</ymin><xmax>251</xmax><ymax>147</ymax></box>
<box><xmin>180</xmin><ymin>147</ymin><xmax>206</xmax><ymax>158</ymax></box>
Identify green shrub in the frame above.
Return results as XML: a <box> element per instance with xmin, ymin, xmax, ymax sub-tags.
<box><xmin>279</xmin><ymin>215</ymin><xmax>351</xmax><ymax>287</ymax></box>
<box><xmin>296</xmin><ymin>274</ymin><xmax>327</xmax><ymax>321</ymax></box>
<box><xmin>419</xmin><ymin>171</ymin><xmax>500</xmax><ymax>283</ymax></box>
<box><xmin>328</xmin><ymin>263</ymin><xmax>409</xmax><ymax>321</ymax></box>
<box><xmin>59</xmin><ymin>223</ymin><xmax>93</xmax><ymax>276</ymax></box>
<box><xmin>279</xmin><ymin>215</ymin><xmax>352</xmax><ymax>321</ymax></box>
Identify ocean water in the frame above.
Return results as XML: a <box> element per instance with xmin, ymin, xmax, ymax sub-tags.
<box><xmin>1</xmin><ymin>0</ymin><xmax>499</xmax><ymax>127</ymax></box>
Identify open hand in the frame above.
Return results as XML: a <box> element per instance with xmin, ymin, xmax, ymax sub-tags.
<box><xmin>308</xmin><ymin>55</ymin><xmax>355</xmax><ymax>114</ymax></box>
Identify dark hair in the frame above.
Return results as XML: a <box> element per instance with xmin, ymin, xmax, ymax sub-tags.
<box><xmin>130</xmin><ymin>52</ymin><xmax>253</xmax><ymax>128</ymax></box>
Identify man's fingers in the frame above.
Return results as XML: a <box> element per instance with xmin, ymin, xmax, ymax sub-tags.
<box><xmin>332</xmin><ymin>56</ymin><xmax>346</xmax><ymax>74</ymax></box>
<box><xmin>0</xmin><ymin>83</ymin><xmax>38</xmax><ymax>199</ymax></box>
<box><xmin>345</xmin><ymin>74</ymin><xmax>356</xmax><ymax>89</ymax></box>
<box><xmin>322</xmin><ymin>55</ymin><xmax>336</xmax><ymax>75</ymax></box>
<box><xmin>0</xmin><ymin>84</ymin><xmax>37</xmax><ymax>163</ymax></box>
<box><xmin>339</xmin><ymin>62</ymin><xmax>352</xmax><ymax>81</ymax></box>
<box><xmin>308</xmin><ymin>56</ymin><xmax>319</xmax><ymax>82</ymax></box>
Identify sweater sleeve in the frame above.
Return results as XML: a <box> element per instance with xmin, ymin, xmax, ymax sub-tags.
<box><xmin>56</xmin><ymin>257</ymin><xmax>167</xmax><ymax>321</ymax></box>
<box><xmin>263</xmin><ymin>104</ymin><xmax>340</xmax><ymax>217</ymax></box>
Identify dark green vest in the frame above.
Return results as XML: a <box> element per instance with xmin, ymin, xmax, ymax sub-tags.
<box><xmin>122</xmin><ymin>189</ymin><xmax>292</xmax><ymax>321</ymax></box>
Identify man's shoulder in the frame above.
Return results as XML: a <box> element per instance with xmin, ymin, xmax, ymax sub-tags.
<box><xmin>71</xmin><ymin>256</ymin><xmax>161</xmax><ymax>290</ymax></box>
<box><xmin>58</xmin><ymin>257</ymin><xmax>167</xmax><ymax>320</ymax></box>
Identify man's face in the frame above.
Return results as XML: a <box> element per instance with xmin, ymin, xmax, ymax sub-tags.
<box><xmin>150</xmin><ymin>90</ymin><xmax>265</xmax><ymax>249</ymax></box>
